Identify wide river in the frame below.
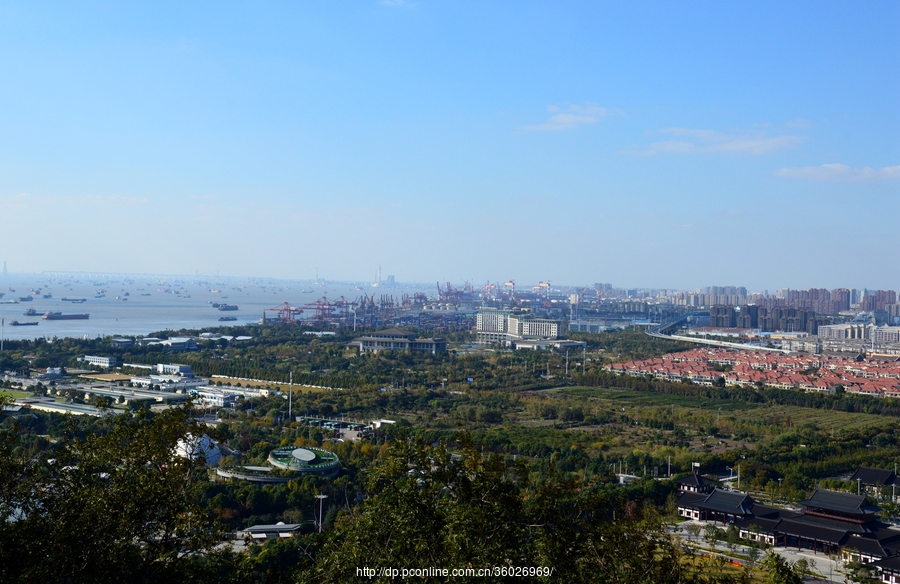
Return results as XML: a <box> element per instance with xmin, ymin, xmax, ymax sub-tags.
<box><xmin>0</xmin><ymin>274</ymin><xmax>432</xmax><ymax>341</ymax></box>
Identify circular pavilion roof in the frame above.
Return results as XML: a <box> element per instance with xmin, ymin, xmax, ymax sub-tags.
<box><xmin>291</xmin><ymin>447</ymin><xmax>317</xmax><ymax>462</ymax></box>
<box><xmin>267</xmin><ymin>445</ymin><xmax>340</xmax><ymax>477</ymax></box>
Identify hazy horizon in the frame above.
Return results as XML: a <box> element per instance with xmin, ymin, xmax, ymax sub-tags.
<box><xmin>0</xmin><ymin>266</ymin><xmax>893</xmax><ymax>296</ymax></box>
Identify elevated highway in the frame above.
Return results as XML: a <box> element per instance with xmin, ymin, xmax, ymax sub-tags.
<box><xmin>646</xmin><ymin>312</ymin><xmax>790</xmax><ymax>354</ymax></box>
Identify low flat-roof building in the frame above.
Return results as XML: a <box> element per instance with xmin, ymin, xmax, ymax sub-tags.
<box><xmin>190</xmin><ymin>387</ymin><xmax>237</xmax><ymax>408</ymax></box>
<box><xmin>350</xmin><ymin>328</ymin><xmax>446</xmax><ymax>354</ymax></box>
<box><xmin>510</xmin><ymin>339</ymin><xmax>587</xmax><ymax>351</ymax></box>
<box><xmin>160</xmin><ymin>337</ymin><xmax>199</xmax><ymax>352</ymax></box>
<box><xmin>83</xmin><ymin>355</ymin><xmax>116</xmax><ymax>369</ymax></box>
<box><xmin>239</xmin><ymin>523</ymin><xmax>303</xmax><ymax>540</ymax></box>
<box><xmin>157</xmin><ymin>363</ymin><xmax>194</xmax><ymax>377</ymax></box>
<box><xmin>130</xmin><ymin>375</ymin><xmax>206</xmax><ymax>390</ymax></box>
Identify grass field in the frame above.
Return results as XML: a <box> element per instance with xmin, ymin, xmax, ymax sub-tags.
<box><xmin>559</xmin><ymin>386</ymin><xmax>760</xmax><ymax>411</ymax></box>
<box><xmin>555</xmin><ymin>386</ymin><xmax>896</xmax><ymax>432</ymax></box>
<box><xmin>0</xmin><ymin>390</ymin><xmax>31</xmax><ymax>399</ymax></box>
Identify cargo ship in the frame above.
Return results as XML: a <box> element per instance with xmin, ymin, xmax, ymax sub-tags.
<box><xmin>10</xmin><ymin>321</ymin><xmax>38</xmax><ymax>326</ymax></box>
<box><xmin>218</xmin><ymin>316</ymin><xmax>238</xmax><ymax>321</ymax></box>
<box><xmin>24</xmin><ymin>308</ymin><xmax>38</xmax><ymax>316</ymax></box>
<box><xmin>43</xmin><ymin>312</ymin><xmax>90</xmax><ymax>320</ymax></box>
<box><xmin>61</xmin><ymin>298</ymin><xmax>87</xmax><ymax>303</ymax></box>
<box><xmin>217</xmin><ymin>304</ymin><xmax>239</xmax><ymax>311</ymax></box>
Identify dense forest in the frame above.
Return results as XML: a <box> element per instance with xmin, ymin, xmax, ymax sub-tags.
<box><xmin>2</xmin><ymin>326</ymin><xmax>895</xmax><ymax>582</ymax></box>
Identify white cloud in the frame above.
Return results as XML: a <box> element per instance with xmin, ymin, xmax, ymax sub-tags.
<box><xmin>776</xmin><ymin>163</ymin><xmax>900</xmax><ymax>181</ymax></box>
<box><xmin>785</xmin><ymin>118</ymin><xmax>813</xmax><ymax>129</ymax></box>
<box><xmin>521</xmin><ymin>103</ymin><xmax>620</xmax><ymax>132</ymax></box>
<box><xmin>621</xmin><ymin>128</ymin><xmax>805</xmax><ymax>156</ymax></box>
<box><xmin>0</xmin><ymin>192</ymin><xmax>32</xmax><ymax>211</ymax></box>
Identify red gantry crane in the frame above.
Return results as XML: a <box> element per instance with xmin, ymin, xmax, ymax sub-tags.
<box><xmin>265</xmin><ymin>302</ymin><xmax>304</xmax><ymax>323</ymax></box>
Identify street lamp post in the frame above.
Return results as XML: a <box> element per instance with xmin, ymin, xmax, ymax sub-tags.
<box><xmin>316</xmin><ymin>494</ymin><xmax>328</xmax><ymax>533</ymax></box>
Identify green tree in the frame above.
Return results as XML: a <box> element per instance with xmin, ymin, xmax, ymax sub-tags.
<box><xmin>304</xmin><ymin>434</ymin><xmax>742</xmax><ymax>584</ymax></box>
<box><xmin>761</xmin><ymin>550</ymin><xmax>803</xmax><ymax>584</ymax></box>
<box><xmin>704</xmin><ymin>523</ymin><xmax>721</xmax><ymax>547</ymax></box>
<box><xmin>0</xmin><ymin>406</ymin><xmax>229</xmax><ymax>584</ymax></box>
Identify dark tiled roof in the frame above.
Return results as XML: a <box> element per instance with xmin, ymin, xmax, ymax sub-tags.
<box><xmin>675</xmin><ymin>473</ymin><xmax>716</xmax><ymax>488</ymax></box>
<box><xmin>798</xmin><ymin>489</ymin><xmax>881</xmax><ymax>515</ymax></box>
<box><xmin>677</xmin><ymin>491</ymin><xmax>709</xmax><ymax>508</ymax></box>
<box><xmin>695</xmin><ymin>489</ymin><xmax>754</xmax><ymax>516</ymax></box>
<box><xmin>774</xmin><ymin>518</ymin><xmax>850</xmax><ymax>546</ymax></box>
<box><xmin>734</xmin><ymin>506</ymin><xmax>792</xmax><ymax>533</ymax></box>
<box><xmin>869</xmin><ymin>526</ymin><xmax>900</xmax><ymax>547</ymax></box>
<box><xmin>785</xmin><ymin>513</ymin><xmax>870</xmax><ymax>535</ymax></box>
<box><xmin>874</xmin><ymin>555</ymin><xmax>900</xmax><ymax>572</ymax></box>
<box><xmin>842</xmin><ymin>535</ymin><xmax>890</xmax><ymax>558</ymax></box>
<box><xmin>850</xmin><ymin>466</ymin><xmax>897</xmax><ymax>487</ymax></box>
<box><xmin>734</xmin><ymin>515</ymin><xmax>782</xmax><ymax>533</ymax></box>
<box><xmin>749</xmin><ymin>504</ymin><xmax>785</xmax><ymax>519</ymax></box>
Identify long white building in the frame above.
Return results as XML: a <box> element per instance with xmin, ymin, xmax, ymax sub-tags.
<box><xmin>475</xmin><ymin>309</ymin><xmax>564</xmax><ymax>345</ymax></box>
<box><xmin>817</xmin><ymin>323</ymin><xmax>873</xmax><ymax>340</ymax></box>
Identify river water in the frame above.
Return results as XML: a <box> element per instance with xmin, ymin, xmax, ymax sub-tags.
<box><xmin>0</xmin><ymin>274</ymin><xmax>429</xmax><ymax>341</ymax></box>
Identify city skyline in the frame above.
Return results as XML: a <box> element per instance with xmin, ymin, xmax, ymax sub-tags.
<box><xmin>1</xmin><ymin>264</ymin><xmax>898</xmax><ymax>299</ymax></box>
<box><xmin>1</xmin><ymin>2</ymin><xmax>897</xmax><ymax>289</ymax></box>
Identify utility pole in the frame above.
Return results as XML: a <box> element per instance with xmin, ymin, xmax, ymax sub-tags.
<box><xmin>316</xmin><ymin>494</ymin><xmax>328</xmax><ymax>533</ymax></box>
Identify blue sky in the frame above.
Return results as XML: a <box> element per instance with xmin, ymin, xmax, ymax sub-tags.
<box><xmin>1</xmin><ymin>1</ymin><xmax>897</xmax><ymax>291</ymax></box>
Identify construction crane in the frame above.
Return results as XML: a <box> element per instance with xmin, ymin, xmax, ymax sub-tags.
<box><xmin>265</xmin><ymin>302</ymin><xmax>304</xmax><ymax>323</ymax></box>
<box><xmin>532</xmin><ymin>281</ymin><xmax>551</xmax><ymax>298</ymax></box>
<box><xmin>481</xmin><ymin>282</ymin><xmax>497</xmax><ymax>300</ymax></box>
<box><xmin>437</xmin><ymin>281</ymin><xmax>475</xmax><ymax>303</ymax></box>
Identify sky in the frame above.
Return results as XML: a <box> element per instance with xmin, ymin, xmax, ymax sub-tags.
<box><xmin>0</xmin><ymin>1</ymin><xmax>897</xmax><ymax>292</ymax></box>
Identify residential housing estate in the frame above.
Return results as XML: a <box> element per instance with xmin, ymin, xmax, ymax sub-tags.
<box><xmin>606</xmin><ymin>348</ymin><xmax>900</xmax><ymax>397</ymax></box>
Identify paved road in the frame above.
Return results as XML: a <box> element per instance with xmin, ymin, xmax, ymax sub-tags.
<box><xmin>672</xmin><ymin>520</ymin><xmax>849</xmax><ymax>583</ymax></box>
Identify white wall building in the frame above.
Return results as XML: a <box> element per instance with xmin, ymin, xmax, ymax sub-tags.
<box><xmin>872</xmin><ymin>326</ymin><xmax>900</xmax><ymax>344</ymax></box>
<box><xmin>817</xmin><ymin>323</ymin><xmax>873</xmax><ymax>340</ymax></box>
<box><xmin>83</xmin><ymin>355</ymin><xmax>116</xmax><ymax>368</ymax></box>
<box><xmin>189</xmin><ymin>388</ymin><xmax>237</xmax><ymax>408</ymax></box>
<box><xmin>476</xmin><ymin>309</ymin><xmax>563</xmax><ymax>345</ymax></box>
<box><xmin>156</xmin><ymin>363</ymin><xmax>194</xmax><ymax>377</ymax></box>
